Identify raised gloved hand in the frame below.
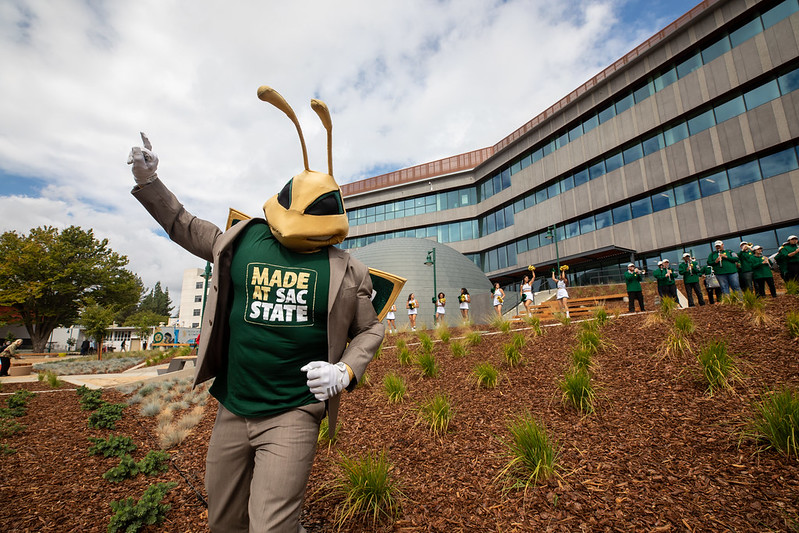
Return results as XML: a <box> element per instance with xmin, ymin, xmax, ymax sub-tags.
<box><xmin>127</xmin><ymin>132</ymin><xmax>159</xmax><ymax>186</ymax></box>
<box><xmin>300</xmin><ymin>361</ymin><xmax>351</xmax><ymax>401</ymax></box>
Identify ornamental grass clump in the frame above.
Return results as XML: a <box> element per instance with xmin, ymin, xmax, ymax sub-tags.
<box><xmin>785</xmin><ymin>279</ymin><xmax>799</xmax><ymax>295</ymax></box>
<box><xmin>511</xmin><ymin>332</ymin><xmax>526</xmax><ymax>350</ymax></box>
<box><xmin>383</xmin><ymin>373</ymin><xmax>407</xmax><ymax>403</ymax></box>
<box><xmin>673</xmin><ymin>312</ymin><xmax>696</xmax><ymax>335</ymax></box>
<box><xmin>787</xmin><ymin>311</ymin><xmax>799</xmax><ymax>340</ymax></box>
<box><xmin>570</xmin><ymin>346</ymin><xmax>594</xmax><ymax>373</ymax></box>
<box><xmin>576</xmin><ymin>328</ymin><xmax>604</xmax><ymax>355</ymax></box>
<box><xmin>318</xmin><ymin>417</ymin><xmax>342</xmax><ymax>446</ymax></box>
<box><xmin>450</xmin><ymin>340</ymin><xmax>467</xmax><ymax>358</ymax></box>
<box><xmin>396</xmin><ymin>347</ymin><xmax>413</xmax><ymax>366</ymax></box>
<box><xmin>465</xmin><ymin>330</ymin><xmax>483</xmax><ymax>346</ymax></box>
<box><xmin>498</xmin><ymin>412</ymin><xmax>560</xmax><ymax>491</ymax></box>
<box><xmin>491</xmin><ymin>315</ymin><xmax>512</xmax><ymax>333</ymax></box>
<box><xmin>437</xmin><ymin>326</ymin><xmax>451</xmax><ymax>344</ymax></box>
<box><xmin>331</xmin><ymin>450</ymin><xmax>403</xmax><ymax>530</ymax></box>
<box><xmin>502</xmin><ymin>343</ymin><xmax>522</xmax><ymax>368</ymax></box>
<box><xmin>522</xmin><ymin>315</ymin><xmax>543</xmax><ymax>336</ymax></box>
<box><xmin>559</xmin><ymin>367</ymin><xmax>596</xmax><ymax>414</ymax></box>
<box><xmin>593</xmin><ymin>306</ymin><xmax>610</xmax><ymax>327</ymax></box>
<box><xmin>416</xmin><ymin>351</ymin><xmax>438</xmax><ymax>378</ymax></box>
<box><xmin>372</xmin><ymin>343</ymin><xmax>383</xmax><ymax>361</ymax></box>
<box><xmin>417</xmin><ymin>331</ymin><xmax>434</xmax><ymax>354</ymax></box>
<box><xmin>417</xmin><ymin>393</ymin><xmax>453</xmax><ymax>436</ymax></box>
<box><xmin>697</xmin><ymin>339</ymin><xmax>741</xmax><ymax>395</ymax></box>
<box><xmin>741</xmin><ymin>290</ymin><xmax>775</xmax><ymax>326</ymax></box>
<box><xmin>748</xmin><ymin>387</ymin><xmax>799</xmax><ymax>459</ymax></box>
<box><xmin>472</xmin><ymin>362</ymin><xmax>499</xmax><ymax>389</ymax></box>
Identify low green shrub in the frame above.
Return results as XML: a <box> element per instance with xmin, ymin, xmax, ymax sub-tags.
<box><xmin>511</xmin><ymin>333</ymin><xmax>525</xmax><ymax>350</ymax></box>
<box><xmin>88</xmin><ymin>435</ymin><xmax>137</xmax><ymax>458</ymax></box>
<box><xmin>417</xmin><ymin>393</ymin><xmax>453</xmax><ymax>436</ymax></box>
<box><xmin>491</xmin><ymin>315</ymin><xmax>512</xmax><ymax>333</ymax></box>
<box><xmin>103</xmin><ymin>454</ymin><xmax>140</xmax><ymax>483</ymax></box>
<box><xmin>786</xmin><ymin>311</ymin><xmax>799</xmax><ymax>340</ymax></box>
<box><xmin>0</xmin><ymin>443</ymin><xmax>16</xmax><ymax>455</ymax></box>
<box><xmin>331</xmin><ymin>450</ymin><xmax>403</xmax><ymax>529</ymax></box>
<box><xmin>107</xmin><ymin>481</ymin><xmax>177</xmax><ymax>533</ymax></box>
<box><xmin>465</xmin><ymin>331</ymin><xmax>482</xmax><ymax>346</ymax></box>
<box><xmin>397</xmin><ymin>347</ymin><xmax>413</xmax><ymax>366</ymax></box>
<box><xmin>697</xmin><ymin>340</ymin><xmax>740</xmax><ymax>395</ymax></box>
<box><xmin>559</xmin><ymin>367</ymin><xmax>595</xmax><ymax>414</ymax></box>
<box><xmin>416</xmin><ymin>351</ymin><xmax>438</xmax><ymax>378</ymax></box>
<box><xmin>437</xmin><ymin>327</ymin><xmax>451</xmax><ymax>344</ymax></box>
<box><xmin>0</xmin><ymin>418</ymin><xmax>25</xmax><ymax>438</ymax></box>
<box><xmin>592</xmin><ymin>307</ymin><xmax>610</xmax><ymax>327</ymax></box>
<box><xmin>673</xmin><ymin>313</ymin><xmax>695</xmax><ymax>335</ymax></box>
<box><xmin>417</xmin><ymin>332</ymin><xmax>434</xmax><ymax>354</ymax></box>
<box><xmin>503</xmin><ymin>344</ymin><xmax>522</xmax><ymax>367</ymax></box>
<box><xmin>78</xmin><ymin>389</ymin><xmax>105</xmax><ymax>411</ymax></box>
<box><xmin>137</xmin><ymin>450</ymin><xmax>171</xmax><ymax>476</ymax></box>
<box><xmin>88</xmin><ymin>403</ymin><xmax>126</xmax><ymax>430</ymax></box>
<box><xmin>570</xmin><ymin>346</ymin><xmax>593</xmax><ymax>372</ymax></box>
<box><xmin>450</xmin><ymin>340</ymin><xmax>467</xmax><ymax>358</ymax></box>
<box><xmin>522</xmin><ymin>315</ymin><xmax>542</xmax><ymax>336</ymax></box>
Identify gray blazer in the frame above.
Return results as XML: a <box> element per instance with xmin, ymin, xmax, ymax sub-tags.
<box><xmin>133</xmin><ymin>178</ymin><xmax>384</xmax><ymax>431</ymax></box>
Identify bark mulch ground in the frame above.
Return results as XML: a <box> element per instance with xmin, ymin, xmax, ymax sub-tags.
<box><xmin>1</xmin><ymin>295</ymin><xmax>798</xmax><ymax>532</ymax></box>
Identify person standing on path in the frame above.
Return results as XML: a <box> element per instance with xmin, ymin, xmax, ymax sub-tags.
<box><xmin>750</xmin><ymin>245</ymin><xmax>777</xmax><ymax>297</ymax></box>
<box><xmin>777</xmin><ymin>235</ymin><xmax>799</xmax><ymax>282</ymax></box>
<box><xmin>678</xmin><ymin>253</ymin><xmax>704</xmax><ymax>307</ymax></box>
<box><xmin>553</xmin><ymin>268</ymin><xmax>570</xmax><ymax>318</ymax></box>
<box><xmin>654</xmin><ymin>259</ymin><xmax>677</xmax><ymax>301</ymax></box>
<box><xmin>458</xmin><ymin>288</ymin><xmax>470</xmax><ymax>321</ymax></box>
<box><xmin>407</xmin><ymin>293</ymin><xmax>419</xmax><ymax>331</ymax></box>
<box><xmin>491</xmin><ymin>283</ymin><xmax>505</xmax><ymax>317</ymax></box>
<box><xmin>708</xmin><ymin>240</ymin><xmax>742</xmax><ymax>295</ymax></box>
<box><xmin>624</xmin><ymin>263</ymin><xmax>645</xmax><ymax>312</ymax></box>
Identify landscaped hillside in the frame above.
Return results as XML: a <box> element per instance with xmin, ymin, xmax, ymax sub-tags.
<box><xmin>1</xmin><ymin>295</ymin><xmax>798</xmax><ymax>532</ymax></box>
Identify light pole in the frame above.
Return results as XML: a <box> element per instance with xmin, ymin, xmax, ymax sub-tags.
<box><xmin>545</xmin><ymin>224</ymin><xmax>560</xmax><ymax>276</ymax></box>
<box><xmin>201</xmin><ymin>261</ymin><xmax>213</xmax><ymax>322</ymax></box>
<box><xmin>424</xmin><ymin>248</ymin><xmax>437</xmax><ymax>324</ymax></box>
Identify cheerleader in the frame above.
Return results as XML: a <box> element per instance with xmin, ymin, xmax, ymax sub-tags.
<box><xmin>491</xmin><ymin>282</ymin><xmax>505</xmax><ymax>317</ymax></box>
<box><xmin>553</xmin><ymin>267</ymin><xmax>570</xmax><ymax>318</ymax></box>
<box><xmin>520</xmin><ymin>274</ymin><xmax>535</xmax><ymax>315</ymax></box>
<box><xmin>458</xmin><ymin>288</ymin><xmax>471</xmax><ymax>320</ymax></box>
<box><xmin>386</xmin><ymin>304</ymin><xmax>397</xmax><ymax>333</ymax></box>
<box><xmin>435</xmin><ymin>292</ymin><xmax>446</xmax><ymax>325</ymax></box>
<box><xmin>406</xmin><ymin>293</ymin><xmax>419</xmax><ymax>331</ymax></box>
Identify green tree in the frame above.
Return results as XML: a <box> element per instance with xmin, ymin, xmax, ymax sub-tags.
<box><xmin>0</xmin><ymin>226</ymin><xmax>141</xmax><ymax>353</ymax></box>
<box><xmin>124</xmin><ymin>310</ymin><xmax>165</xmax><ymax>347</ymax></box>
<box><xmin>138</xmin><ymin>281</ymin><xmax>174</xmax><ymax>317</ymax></box>
<box><xmin>80</xmin><ymin>302</ymin><xmax>116</xmax><ymax>360</ymax></box>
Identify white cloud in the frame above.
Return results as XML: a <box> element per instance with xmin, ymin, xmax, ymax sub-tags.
<box><xmin>0</xmin><ymin>0</ymin><xmax>695</xmax><ymax>309</ymax></box>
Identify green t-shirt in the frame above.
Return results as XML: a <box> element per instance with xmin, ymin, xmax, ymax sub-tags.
<box><xmin>624</xmin><ymin>271</ymin><xmax>642</xmax><ymax>292</ymax></box>
<box><xmin>210</xmin><ymin>222</ymin><xmax>330</xmax><ymax>418</ymax></box>
<box><xmin>707</xmin><ymin>250</ymin><xmax>739</xmax><ymax>275</ymax></box>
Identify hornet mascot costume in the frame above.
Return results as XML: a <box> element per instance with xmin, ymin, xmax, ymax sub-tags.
<box><xmin>128</xmin><ymin>86</ymin><xmax>384</xmax><ymax>532</ymax></box>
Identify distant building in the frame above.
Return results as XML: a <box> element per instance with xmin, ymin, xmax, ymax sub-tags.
<box><xmin>340</xmin><ymin>0</ymin><xmax>799</xmax><ymax>296</ymax></box>
<box><xmin>177</xmin><ymin>267</ymin><xmax>210</xmax><ymax>328</ymax></box>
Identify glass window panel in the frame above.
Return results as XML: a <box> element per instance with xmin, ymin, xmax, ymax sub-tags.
<box><xmin>495</xmin><ymin>210</ymin><xmax>505</xmax><ymax>231</ymax></box>
<box><xmin>366</xmin><ymin>206</ymin><xmax>375</xmax><ymax>216</ymax></box>
<box><xmin>436</xmin><ymin>194</ymin><xmax>445</xmax><ymax>210</ymax></box>
<box><xmin>676</xmin><ymin>52</ymin><xmax>702</xmax><ymax>78</ymax></box>
<box><xmin>504</xmin><ymin>205</ymin><xmax>515</xmax><ymax>226</ymax></box>
<box><xmin>531</xmin><ymin>148</ymin><xmax>543</xmax><ymax>163</ymax></box>
<box><xmin>687</xmin><ymin>109</ymin><xmax>716</xmax><ymax>135</ymax></box>
<box><xmin>730</xmin><ymin>17</ymin><xmax>764</xmax><ymax>48</ymax></box>
<box><xmin>701</xmin><ymin>35</ymin><xmax>731</xmax><ymax>64</ymax></box>
<box><xmin>536</xmin><ymin>188</ymin><xmax>548</xmax><ymax>203</ymax></box>
<box><xmin>778</xmin><ymin>67</ymin><xmax>799</xmax><ymax>94</ymax></box>
<box><xmin>488</xmin><ymin>249</ymin><xmax>498</xmax><ymax>272</ymax></box>
<box><xmin>516</xmin><ymin>238</ymin><xmax>527</xmax><ymax>253</ymax></box>
<box><xmin>426</xmin><ymin>226</ymin><xmax>436</xmax><ymax>238</ymax></box>
<box><xmin>506</xmin><ymin>242</ymin><xmax>517</xmax><ymax>267</ymax></box>
<box><xmin>654</xmin><ymin>67</ymin><xmax>678</xmax><ymax>91</ymax></box>
<box><xmin>501</xmin><ymin>168</ymin><xmax>512</xmax><ymax>189</ymax></box>
<box><xmin>611</xmin><ymin>204</ymin><xmax>632</xmax><ymax>224</ymax></box>
<box><xmin>623</xmin><ymin>143</ymin><xmax>644</xmax><ymax>165</ymax></box>
<box><xmin>542</xmin><ymin>140</ymin><xmax>554</xmax><ymax>157</ymax></box>
<box><xmin>589</xmin><ymin>160</ymin><xmax>606</xmax><ymax>180</ymax></box>
<box><xmin>493</xmin><ymin>174</ymin><xmax>503</xmax><ymax>194</ymax></box>
<box><xmin>425</xmin><ymin>203</ymin><xmax>436</xmax><ymax>214</ymax></box>
<box><xmin>698</xmin><ymin>170</ymin><xmax>730</xmax><ymax>196</ymax></box>
<box><xmin>480</xmin><ymin>182</ymin><xmax>489</xmax><ymax>200</ymax></box>
<box><xmin>605</xmin><ymin>152</ymin><xmax>624</xmax><ymax>173</ymax></box>
<box><xmin>561</xmin><ymin>174</ymin><xmax>574</xmax><ymax>192</ymax></box>
<box><xmin>714</xmin><ymin>95</ymin><xmax>746</xmax><ymax>123</ymax></box>
<box><xmin>583</xmin><ymin>114</ymin><xmax>599</xmax><ymax>133</ymax></box>
<box><xmin>498</xmin><ymin>247</ymin><xmax>508</xmax><ymax>270</ymax></box>
<box><xmin>664</xmin><ymin>122</ymin><xmax>689</xmax><ymax>146</ymax></box>
<box><xmin>510</xmin><ymin>161</ymin><xmax>521</xmax><ymax>175</ymax></box>
<box><xmin>594</xmin><ymin>210</ymin><xmax>612</xmax><ymax>229</ymax></box>
<box><xmin>437</xmin><ymin>225</ymin><xmax>448</xmax><ymax>243</ymax></box>
<box><xmin>642</xmin><ymin>132</ymin><xmax>665</xmax><ymax>155</ymax></box>
<box><xmin>565</xmin><ymin>221</ymin><xmax>580</xmax><ymax>238</ymax></box>
<box><xmin>760</xmin><ymin>147</ymin><xmax>799</xmax><ymax>178</ymax></box>
<box><xmin>366</xmin><ymin>215</ymin><xmax>375</xmax><ymax>224</ymax></box>
<box><xmin>651</xmin><ymin>189</ymin><xmax>676</xmax><ymax>212</ymax></box>
<box><xmin>579</xmin><ymin>216</ymin><xmax>595</xmax><ymax>234</ymax></box>
<box><xmin>520</xmin><ymin>154</ymin><xmax>532</xmax><ymax>169</ymax></box>
<box><xmin>673</xmin><ymin>181</ymin><xmax>701</xmax><ymax>204</ymax></box>
<box><xmin>573</xmin><ymin>168</ymin><xmax>589</xmax><ymax>187</ymax></box>
<box><xmin>449</xmin><ymin>221</ymin><xmax>461</xmax><ymax>242</ymax></box>
<box><xmin>568</xmin><ymin>123</ymin><xmax>583</xmax><ymax>142</ymax></box>
<box><xmin>528</xmin><ymin>234</ymin><xmax>540</xmax><ymax>250</ymax></box>
<box><xmin>546</xmin><ymin>181</ymin><xmax>560</xmax><ymax>199</ymax></box>
<box><xmin>513</xmin><ymin>198</ymin><xmax>525</xmax><ymax>213</ymax></box>
<box><xmin>633</xmin><ymin>81</ymin><xmax>654</xmax><ymax>103</ymax></box>
<box><xmin>741</xmin><ymin>229</ymin><xmax>779</xmax><ymax>252</ymax></box>
<box><xmin>447</xmin><ymin>190</ymin><xmax>459</xmax><ymax>209</ymax></box>
<box><xmin>461</xmin><ymin>220</ymin><xmax>474</xmax><ymax>240</ymax></box>
<box><xmin>744</xmin><ymin>80</ymin><xmax>780</xmax><ymax>109</ymax></box>
<box><xmin>615</xmin><ymin>93</ymin><xmax>635</xmax><ymax>114</ymax></box>
<box><xmin>487</xmin><ymin>214</ymin><xmax>497</xmax><ymax>234</ymax></box>
<box><xmin>727</xmin><ymin>160</ymin><xmax>762</xmax><ymax>188</ymax></box>
<box><xmin>598</xmin><ymin>103</ymin><xmax>615</xmax><ymax>124</ymax></box>
<box><xmin>404</xmin><ymin>198</ymin><xmax>414</xmax><ymax>209</ymax></box>
<box><xmin>778</xmin><ymin>224</ymin><xmax>799</xmax><ymax>244</ymax></box>
<box><xmin>555</xmin><ymin>131</ymin><xmax>569</xmax><ymax>149</ymax></box>
<box><xmin>385</xmin><ymin>210</ymin><xmax>395</xmax><ymax>221</ymax></box>
<box><xmin>375</xmin><ymin>204</ymin><xmax>384</xmax><ymax>215</ymax></box>
<box><xmin>375</xmin><ymin>212</ymin><xmax>384</xmax><ymax>222</ymax></box>
<box><xmin>524</xmin><ymin>193</ymin><xmax>536</xmax><ymax>209</ymax></box>
<box><xmin>630</xmin><ymin>197</ymin><xmax>653</xmax><ymax>218</ymax></box>
<box><xmin>763</xmin><ymin>0</ymin><xmax>799</xmax><ymax>29</ymax></box>
<box><xmin>415</xmin><ymin>228</ymin><xmax>426</xmax><ymax>238</ymax></box>
<box><xmin>426</xmin><ymin>195</ymin><xmax>436</xmax><ymax>207</ymax></box>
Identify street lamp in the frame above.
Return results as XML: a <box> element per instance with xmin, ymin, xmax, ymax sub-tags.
<box><xmin>424</xmin><ymin>248</ymin><xmax>437</xmax><ymax>323</ymax></box>
<box><xmin>545</xmin><ymin>224</ymin><xmax>560</xmax><ymax>274</ymax></box>
<box><xmin>201</xmin><ymin>261</ymin><xmax>213</xmax><ymax>322</ymax></box>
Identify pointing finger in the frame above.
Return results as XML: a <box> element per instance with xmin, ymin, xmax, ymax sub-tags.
<box><xmin>140</xmin><ymin>132</ymin><xmax>153</xmax><ymax>151</ymax></box>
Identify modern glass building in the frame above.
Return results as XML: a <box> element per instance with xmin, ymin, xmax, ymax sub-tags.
<box><xmin>340</xmin><ymin>0</ymin><xmax>799</xmax><ymax>291</ymax></box>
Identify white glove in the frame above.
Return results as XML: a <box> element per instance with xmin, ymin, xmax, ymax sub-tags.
<box><xmin>127</xmin><ymin>132</ymin><xmax>159</xmax><ymax>186</ymax></box>
<box><xmin>300</xmin><ymin>361</ymin><xmax>351</xmax><ymax>401</ymax></box>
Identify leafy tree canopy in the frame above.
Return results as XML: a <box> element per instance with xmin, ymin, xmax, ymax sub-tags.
<box><xmin>80</xmin><ymin>301</ymin><xmax>116</xmax><ymax>360</ymax></box>
<box><xmin>0</xmin><ymin>226</ymin><xmax>141</xmax><ymax>352</ymax></box>
<box><xmin>138</xmin><ymin>281</ymin><xmax>173</xmax><ymax>318</ymax></box>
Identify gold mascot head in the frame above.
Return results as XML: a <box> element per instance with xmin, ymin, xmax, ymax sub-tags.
<box><xmin>259</xmin><ymin>86</ymin><xmax>349</xmax><ymax>252</ymax></box>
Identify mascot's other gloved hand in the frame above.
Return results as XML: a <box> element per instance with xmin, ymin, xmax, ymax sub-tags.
<box><xmin>127</xmin><ymin>132</ymin><xmax>159</xmax><ymax>186</ymax></box>
<box><xmin>300</xmin><ymin>361</ymin><xmax>351</xmax><ymax>401</ymax></box>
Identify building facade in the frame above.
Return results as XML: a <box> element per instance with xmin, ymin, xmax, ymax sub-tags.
<box><xmin>340</xmin><ymin>0</ymin><xmax>799</xmax><ymax>291</ymax></box>
<box><xmin>177</xmin><ymin>267</ymin><xmax>210</xmax><ymax>328</ymax></box>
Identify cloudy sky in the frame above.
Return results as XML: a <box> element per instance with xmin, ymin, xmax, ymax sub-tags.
<box><xmin>0</xmin><ymin>0</ymin><xmax>699</xmax><ymax>311</ymax></box>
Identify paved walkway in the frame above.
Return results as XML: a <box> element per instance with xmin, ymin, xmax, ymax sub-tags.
<box><xmin>0</xmin><ymin>361</ymin><xmax>196</xmax><ymax>390</ymax></box>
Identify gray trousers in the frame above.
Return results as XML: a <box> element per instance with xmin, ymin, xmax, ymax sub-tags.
<box><xmin>205</xmin><ymin>401</ymin><xmax>325</xmax><ymax>533</ymax></box>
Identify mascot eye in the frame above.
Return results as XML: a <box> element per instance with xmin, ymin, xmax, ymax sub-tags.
<box><xmin>277</xmin><ymin>179</ymin><xmax>293</xmax><ymax>209</ymax></box>
<box><xmin>305</xmin><ymin>191</ymin><xmax>344</xmax><ymax>216</ymax></box>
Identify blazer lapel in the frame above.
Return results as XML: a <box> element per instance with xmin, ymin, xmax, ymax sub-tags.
<box><xmin>327</xmin><ymin>247</ymin><xmax>349</xmax><ymax>311</ymax></box>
